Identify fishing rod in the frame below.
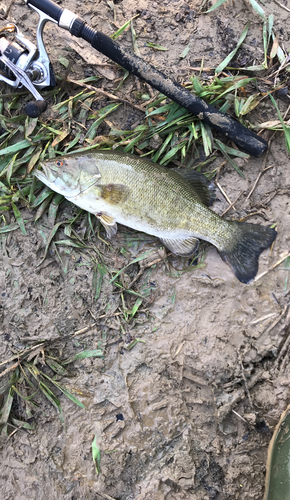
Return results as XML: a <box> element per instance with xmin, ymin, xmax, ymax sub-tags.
<box><xmin>0</xmin><ymin>0</ymin><xmax>267</xmax><ymax>156</ymax></box>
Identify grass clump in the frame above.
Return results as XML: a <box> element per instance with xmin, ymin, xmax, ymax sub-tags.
<box><xmin>0</xmin><ymin>338</ymin><xmax>104</xmax><ymax>435</ymax></box>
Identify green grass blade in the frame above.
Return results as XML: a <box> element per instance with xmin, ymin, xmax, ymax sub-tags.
<box><xmin>130</xmin><ymin>297</ymin><xmax>143</xmax><ymax>318</ymax></box>
<box><xmin>159</xmin><ymin>142</ymin><xmax>186</xmax><ymax>165</ymax></box>
<box><xmin>63</xmin><ymin>350</ymin><xmax>103</xmax><ymax>365</ymax></box>
<box><xmin>93</xmin><ymin>262</ymin><xmax>108</xmax><ymax>299</ymax></box>
<box><xmin>110</xmin><ymin>16</ymin><xmax>137</xmax><ymax>40</ymax></box>
<box><xmin>206</xmin><ymin>0</ymin><xmax>228</xmax><ymax>12</ymax></box>
<box><xmin>92</xmin><ymin>434</ymin><xmax>101</xmax><ymax>474</ymax></box>
<box><xmin>36</xmin><ymin>221</ymin><xmax>69</xmax><ymax>266</ymax></box>
<box><xmin>0</xmin><ymin>220</ymin><xmax>32</xmax><ymax>234</ymax></box>
<box><xmin>116</xmin><ymin>69</ymin><xmax>130</xmax><ymax>91</ymax></box>
<box><xmin>124</xmin><ymin>131</ymin><xmax>145</xmax><ymax>153</ymax></box>
<box><xmin>6</xmin><ymin>153</ymin><xmax>19</xmax><ymax>185</ymax></box>
<box><xmin>218</xmin><ymin>100</ymin><xmax>231</xmax><ymax>114</ymax></box>
<box><xmin>47</xmin><ymin>192</ymin><xmax>64</xmax><ymax>226</ymax></box>
<box><xmin>27</xmin><ymin>146</ymin><xmax>42</xmax><ymax>174</ymax></box>
<box><xmin>0</xmin><ymin>387</ymin><xmax>14</xmax><ymax>425</ymax></box>
<box><xmin>74</xmin><ymin>350</ymin><xmax>103</xmax><ymax>359</ymax></box>
<box><xmin>152</xmin><ymin>132</ymin><xmax>173</xmax><ymax>162</ymax></box>
<box><xmin>188</xmin><ymin>122</ymin><xmax>199</xmax><ymax>139</ymax></box>
<box><xmin>211</xmin><ymin>78</ymin><xmax>255</xmax><ymax>103</ymax></box>
<box><xmin>109</xmin><ymin>249</ymin><xmax>155</xmax><ymax>283</ymax></box>
<box><xmin>214</xmin><ymin>139</ymin><xmax>245</xmax><ymax>178</ymax></box>
<box><xmin>0</xmin><ymin>139</ymin><xmax>31</xmax><ymax>156</ymax></box>
<box><xmin>45</xmin><ymin>357</ymin><xmax>69</xmax><ymax>376</ymax></box>
<box><xmin>248</xmin><ymin>0</ymin><xmax>266</xmax><ymax>21</ymax></box>
<box><xmin>51</xmin><ymin>125</ymin><xmax>70</xmax><ymax>148</ymax></box>
<box><xmin>146</xmin><ymin>103</ymin><xmax>173</xmax><ymax>118</ymax></box>
<box><xmin>179</xmin><ymin>40</ymin><xmax>193</xmax><ymax>59</ymax></box>
<box><xmin>215</xmin><ymin>143</ymin><xmax>249</xmax><ymax>158</ymax></box>
<box><xmin>54</xmin><ymin>239</ymin><xmax>85</xmax><ymax>248</ymax></box>
<box><xmin>35</xmin><ymin>194</ymin><xmax>54</xmax><ymax>222</ymax></box>
<box><xmin>146</xmin><ymin>42</ymin><xmax>168</xmax><ymax>51</ymax></box>
<box><xmin>215</xmin><ymin>23</ymin><xmax>249</xmax><ymax>74</ymax></box>
<box><xmin>0</xmin><ymin>180</ymin><xmax>11</xmax><ymax>195</ymax></box>
<box><xmin>131</xmin><ymin>19</ymin><xmax>140</xmax><ymax>56</ymax></box>
<box><xmin>39</xmin><ymin>381</ymin><xmax>64</xmax><ymax>421</ymax></box>
<box><xmin>25</xmin><ymin>117</ymin><xmax>38</xmax><ymax>138</ymax></box>
<box><xmin>11</xmin><ymin>418</ymin><xmax>35</xmax><ymax>430</ymax></box>
<box><xmin>190</xmin><ymin>75</ymin><xmax>203</xmax><ymax>95</ymax></box>
<box><xmin>56</xmin><ymin>386</ymin><xmax>86</xmax><ymax>409</ymax></box>
<box><xmin>12</xmin><ymin>384</ymin><xmax>38</xmax><ymax>402</ymax></box>
<box><xmin>85</xmin><ymin>103</ymin><xmax>121</xmax><ymax>141</ymax></box>
<box><xmin>200</xmin><ymin>122</ymin><xmax>212</xmax><ymax>157</ymax></box>
<box><xmin>268</xmin><ymin>93</ymin><xmax>290</xmax><ymax>153</ymax></box>
<box><xmin>239</xmin><ymin>94</ymin><xmax>260</xmax><ymax>116</ymax></box>
<box><xmin>39</xmin><ymin>370</ymin><xmax>86</xmax><ymax>409</ymax></box>
<box><xmin>11</xmin><ymin>202</ymin><xmax>26</xmax><ymax>234</ymax></box>
<box><xmin>31</xmin><ymin>186</ymin><xmax>54</xmax><ymax>208</ymax></box>
<box><xmin>126</xmin><ymin>338</ymin><xmax>146</xmax><ymax>350</ymax></box>
<box><xmin>262</xmin><ymin>20</ymin><xmax>268</xmax><ymax>68</ymax></box>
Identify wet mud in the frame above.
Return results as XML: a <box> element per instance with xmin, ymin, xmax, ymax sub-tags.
<box><xmin>1</xmin><ymin>1</ymin><xmax>290</xmax><ymax>499</ymax></box>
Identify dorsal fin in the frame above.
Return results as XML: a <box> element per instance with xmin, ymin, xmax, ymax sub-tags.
<box><xmin>172</xmin><ymin>168</ymin><xmax>216</xmax><ymax>206</ymax></box>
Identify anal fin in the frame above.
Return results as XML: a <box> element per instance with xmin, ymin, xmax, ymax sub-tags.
<box><xmin>160</xmin><ymin>236</ymin><xmax>199</xmax><ymax>257</ymax></box>
<box><xmin>96</xmin><ymin>213</ymin><xmax>117</xmax><ymax>239</ymax></box>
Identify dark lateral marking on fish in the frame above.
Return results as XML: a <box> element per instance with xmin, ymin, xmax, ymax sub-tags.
<box><xmin>99</xmin><ymin>184</ymin><xmax>130</xmax><ymax>205</ymax></box>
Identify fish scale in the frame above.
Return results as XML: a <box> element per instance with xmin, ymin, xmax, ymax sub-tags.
<box><xmin>81</xmin><ymin>152</ymin><xmax>229</xmax><ymax>244</ymax></box>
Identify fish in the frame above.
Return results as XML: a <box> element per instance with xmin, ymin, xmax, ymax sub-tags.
<box><xmin>34</xmin><ymin>150</ymin><xmax>277</xmax><ymax>284</ymax></box>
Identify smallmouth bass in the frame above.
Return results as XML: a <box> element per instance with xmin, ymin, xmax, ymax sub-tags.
<box><xmin>34</xmin><ymin>151</ymin><xmax>277</xmax><ymax>283</ymax></box>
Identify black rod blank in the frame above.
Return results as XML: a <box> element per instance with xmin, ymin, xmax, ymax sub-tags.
<box><xmin>27</xmin><ymin>0</ymin><xmax>267</xmax><ymax>156</ymax></box>
<box><xmin>85</xmin><ymin>29</ymin><xmax>267</xmax><ymax>157</ymax></box>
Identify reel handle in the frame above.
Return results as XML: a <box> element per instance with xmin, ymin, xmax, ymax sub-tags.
<box><xmin>25</xmin><ymin>99</ymin><xmax>48</xmax><ymax>118</ymax></box>
<box><xmin>0</xmin><ymin>53</ymin><xmax>48</xmax><ymax>117</ymax></box>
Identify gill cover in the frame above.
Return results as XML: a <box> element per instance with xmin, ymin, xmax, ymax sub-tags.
<box><xmin>35</xmin><ymin>155</ymin><xmax>101</xmax><ymax>198</ymax></box>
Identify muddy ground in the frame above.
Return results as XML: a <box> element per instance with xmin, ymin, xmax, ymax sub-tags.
<box><xmin>1</xmin><ymin>0</ymin><xmax>290</xmax><ymax>499</ymax></box>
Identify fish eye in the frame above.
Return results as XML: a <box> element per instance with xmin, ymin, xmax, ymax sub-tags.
<box><xmin>55</xmin><ymin>160</ymin><xmax>63</xmax><ymax>167</ymax></box>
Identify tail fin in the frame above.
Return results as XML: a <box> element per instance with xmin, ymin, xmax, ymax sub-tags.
<box><xmin>220</xmin><ymin>222</ymin><xmax>277</xmax><ymax>284</ymax></box>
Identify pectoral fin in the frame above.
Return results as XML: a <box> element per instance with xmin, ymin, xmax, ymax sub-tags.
<box><xmin>96</xmin><ymin>213</ymin><xmax>117</xmax><ymax>238</ymax></box>
<box><xmin>100</xmin><ymin>184</ymin><xmax>130</xmax><ymax>205</ymax></box>
<box><xmin>160</xmin><ymin>236</ymin><xmax>199</xmax><ymax>257</ymax></box>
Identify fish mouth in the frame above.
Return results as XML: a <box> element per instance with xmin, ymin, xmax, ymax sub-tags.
<box><xmin>39</xmin><ymin>162</ymin><xmax>54</xmax><ymax>179</ymax></box>
<box><xmin>34</xmin><ymin>162</ymin><xmax>54</xmax><ymax>184</ymax></box>
<box><xmin>34</xmin><ymin>162</ymin><xmax>81</xmax><ymax>197</ymax></box>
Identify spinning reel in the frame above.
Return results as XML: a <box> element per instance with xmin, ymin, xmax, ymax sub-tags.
<box><xmin>0</xmin><ymin>4</ymin><xmax>57</xmax><ymax>117</ymax></box>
